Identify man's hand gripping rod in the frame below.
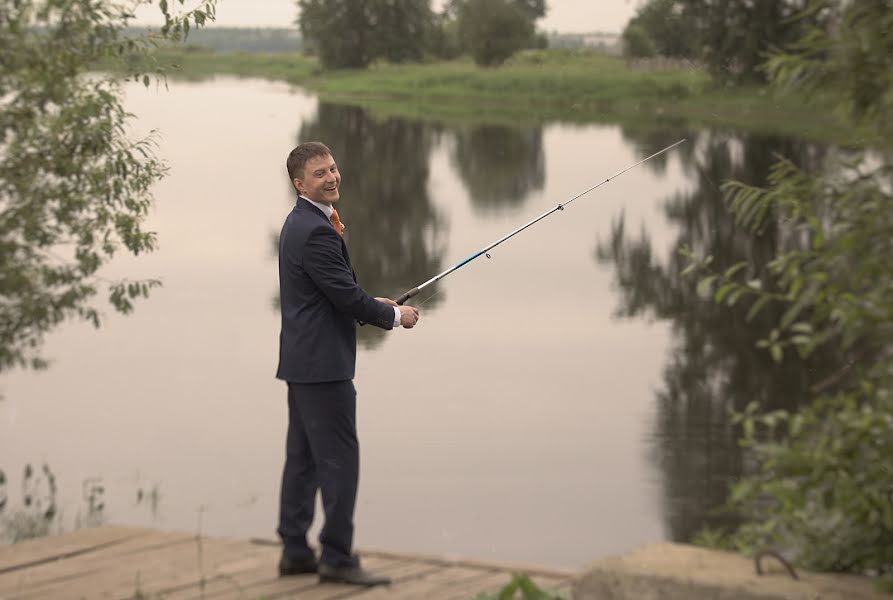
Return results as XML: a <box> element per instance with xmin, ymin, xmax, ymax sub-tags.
<box><xmin>396</xmin><ymin>139</ymin><xmax>686</xmax><ymax>305</ymax></box>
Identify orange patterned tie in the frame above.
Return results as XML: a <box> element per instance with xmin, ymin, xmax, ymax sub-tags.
<box><xmin>330</xmin><ymin>208</ymin><xmax>344</xmax><ymax>236</ymax></box>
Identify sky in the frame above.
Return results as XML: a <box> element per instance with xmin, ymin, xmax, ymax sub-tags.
<box><xmin>133</xmin><ymin>0</ymin><xmax>640</xmax><ymax>34</ymax></box>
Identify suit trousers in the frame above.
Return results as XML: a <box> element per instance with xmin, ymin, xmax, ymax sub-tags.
<box><xmin>277</xmin><ymin>380</ymin><xmax>360</xmax><ymax>568</ymax></box>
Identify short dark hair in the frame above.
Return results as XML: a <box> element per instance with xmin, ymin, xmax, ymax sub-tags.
<box><xmin>286</xmin><ymin>141</ymin><xmax>332</xmax><ymax>181</ymax></box>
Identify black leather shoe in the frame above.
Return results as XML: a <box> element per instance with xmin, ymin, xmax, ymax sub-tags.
<box><xmin>278</xmin><ymin>554</ymin><xmax>318</xmax><ymax>576</ymax></box>
<box><xmin>318</xmin><ymin>564</ymin><xmax>391</xmax><ymax>586</ymax></box>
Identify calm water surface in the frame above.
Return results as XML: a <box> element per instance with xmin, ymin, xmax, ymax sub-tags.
<box><xmin>0</xmin><ymin>78</ymin><xmax>829</xmax><ymax>568</ymax></box>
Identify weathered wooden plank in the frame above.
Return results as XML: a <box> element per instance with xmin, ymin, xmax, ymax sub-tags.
<box><xmin>153</xmin><ymin>560</ymin><xmax>278</xmax><ymax>600</ymax></box>
<box><xmin>205</xmin><ymin>555</ymin><xmax>444</xmax><ymax>600</ymax></box>
<box><xmin>10</xmin><ymin>536</ymin><xmax>247</xmax><ymax>599</ymax></box>
<box><xmin>255</xmin><ymin>555</ymin><xmax>434</xmax><ymax>600</ymax></box>
<box><xmin>1</xmin><ymin>528</ymin><xmax>581</xmax><ymax>600</ymax></box>
<box><xmin>103</xmin><ymin>538</ymin><xmax>279</xmax><ymax>600</ymax></box>
<box><xmin>104</xmin><ymin>537</ymin><xmax>280</xmax><ymax>600</ymax></box>
<box><xmin>351</xmin><ymin>565</ymin><xmax>494</xmax><ymax>600</ymax></box>
<box><xmin>356</xmin><ymin>559</ymin><xmax>444</xmax><ymax>586</ymax></box>
<box><xmin>154</xmin><ymin>573</ymin><xmax>268</xmax><ymax>600</ymax></box>
<box><xmin>265</xmin><ymin>579</ymin><xmax>357</xmax><ymax>600</ymax></box>
<box><xmin>357</xmin><ymin>548</ymin><xmax>575</xmax><ymax>580</ymax></box>
<box><xmin>0</xmin><ymin>527</ymin><xmax>148</xmax><ymax>574</ymax></box>
<box><xmin>159</xmin><ymin>540</ymin><xmax>382</xmax><ymax>600</ymax></box>
<box><xmin>0</xmin><ymin>530</ymin><xmax>194</xmax><ymax>596</ymax></box>
<box><xmin>319</xmin><ymin>560</ymin><xmax>448</xmax><ymax>600</ymax></box>
<box><xmin>134</xmin><ymin>543</ymin><xmax>281</xmax><ymax>600</ymax></box>
<box><xmin>209</xmin><ymin>555</ymin><xmax>399</xmax><ymax>600</ymax></box>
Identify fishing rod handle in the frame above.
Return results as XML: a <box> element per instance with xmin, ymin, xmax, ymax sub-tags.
<box><xmin>396</xmin><ymin>287</ymin><xmax>420</xmax><ymax>305</ymax></box>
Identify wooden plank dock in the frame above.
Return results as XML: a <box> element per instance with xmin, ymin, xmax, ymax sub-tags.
<box><xmin>0</xmin><ymin>527</ymin><xmax>576</xmax><ymax>599</ymax></box>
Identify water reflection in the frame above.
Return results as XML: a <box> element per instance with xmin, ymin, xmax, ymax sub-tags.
<box><xmin>597</xmin><ymin>131</ymin><xmax>842</xmax><ymax>542</ymax></box>
<box><xmin>450</xmin><ymin>124</ymin><xmax>545</xmax><ymax>214</ymax></box>
<box><xmin>620</xmin><ymin>120</ymin><xmax>700</xmax><ymax>175</ymax></box>
<box><xmin>8</xmin><ymin>73</ymin><xmax>860</xmax><ymax>563</ymax></box>
<box><xmin>277</xmin><ymin>103</ymin><xmax>448</xmax><ymax>349</ymax></box>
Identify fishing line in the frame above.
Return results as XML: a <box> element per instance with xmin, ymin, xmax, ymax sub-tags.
<box><xmin>396</xmin><ymin>139</ymin><xmax>686</xmax><ymax>305</ymax></box>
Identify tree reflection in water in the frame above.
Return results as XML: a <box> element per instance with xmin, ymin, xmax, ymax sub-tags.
<box><xmin>597</xmin><ymin>130</ymin><xmax>842</xmax><ymax>542</ymax></box>
<box><xmin>450</xmin><ymin>124</ymin><xmax>545</xmax><ymax>215</ymax></box>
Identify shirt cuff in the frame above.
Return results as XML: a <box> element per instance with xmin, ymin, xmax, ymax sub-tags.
<box><xmin>393</xmin><ymin>306</ymin><xmax>402</xmax><ymax>328</ymax></box>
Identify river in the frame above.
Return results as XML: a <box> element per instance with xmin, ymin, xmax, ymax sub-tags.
<box><xmin>0</xmin><ymin>77</ymin><xmax>830</xmax><ymax>569</ymax></box>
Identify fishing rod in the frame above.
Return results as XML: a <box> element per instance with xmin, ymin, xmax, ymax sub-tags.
<box><xmin>395</xmin><ymin>139</ymin><xmax>687</xmax><ymax>306</ymax></box>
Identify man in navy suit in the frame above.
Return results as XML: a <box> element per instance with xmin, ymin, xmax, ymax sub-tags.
<box><xmin>276</xmin><ymin>141</ymin><xmax>419</xmax><ymax>586</ymax></box>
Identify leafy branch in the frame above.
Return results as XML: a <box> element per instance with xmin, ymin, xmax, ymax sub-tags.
<box><xmin>1</xmin><ymin>0</ymin><xmax>216</xmax><ymax>373</ymax></box>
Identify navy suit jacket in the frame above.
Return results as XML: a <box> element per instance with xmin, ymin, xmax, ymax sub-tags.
<box><xmin>276</xmin><ymin>198</ymin><xmax>395</xmax><ymax>383</ymax></box>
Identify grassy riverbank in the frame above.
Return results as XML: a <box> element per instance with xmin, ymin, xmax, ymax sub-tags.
<box><xmin>141</xmin><ymin>47</ymin><xmax>861</xmax><ymax>144</ymax></box>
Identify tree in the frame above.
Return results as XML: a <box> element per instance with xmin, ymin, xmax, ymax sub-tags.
<box><xmin>368</xmin><ymin>0</ymin><xmax>434</xmax><ymax>64</ymax></box>
<box><xmin>622</xmin><ymin>0</ymin><xmax>820</xmax><ymax>83</ymax></box>
<box><xmin>0</xmin><ymin>0</ymin><xmax>216</xmax><ymax>374</ymax></box>
<box><xmin>450</xmin><ymin>124</ymin><xmax>544</xmax><ymax>214</ymax></box>
<box><xmin>297</xmin><ymin>0</ymin><xmax>434</xmax><ymax>69</ymax></box>
<box><xmin>427</xmin><ymin>8</ymin><xmax>463</xmax><ymax>60</ymax></box>
<box><xmin>510</xmin><ymin>0</ymin><xmax>546</xmax><ymax>22</ymax></box>
<box><xmin>457</xmin><ymin>0</ymin><xmax>533</xmax><ymax>67</ymax></box>
<box><xmin>765</xmin><ymin>0</ymin><xmax>893</xmax><ymax>139</ymax></box>
<box><xmin>599</xmin><ymin>127</ymin><xmax>834</xmax><ymax>543</ymax></box>
<box><xmin>685</xmin><ymin>0</ymin><xmax>893</xmax><ymax>580</ymax></box>
<box><xmin>296</xmin><ymin>1</ymin><xmax>373</xmax><ymax>69</ymax></box>
<box><xmin>676</xmin><ymin>0</ymin><xmax>816</xmax><ymax>84</ymax></box>
<box><xmin>621</xmin><ymin>23</ymin><xmax>655</xmax><ymax>58</ymax></box>
<box><xmin>621</xmin><ymin>0</ymin><xmax>694</xmax><ymax>59</ymax></box>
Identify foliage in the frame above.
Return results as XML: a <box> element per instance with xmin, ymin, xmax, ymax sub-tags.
<box><xmin>877</xmin><ymin>576</ymin><xmax>893</xmax><ymax>595</ymax></box>
<box><xmin>680</xmin><ymin>0</ymin><xmax>820</xmax><ymax>84</ymax></box>
<box><xmin>296</xmin><ymin>0</ymin><xmax>372</xmax><ymax>69</ymax></box>
<box><xmin>367</xmin><ymin>0</ymin><xmax>434</xmax><ymax>64</ymax></box>
<box><xmin>691</xmin><ymin>526</ymin><xmax>736</xmax><ymax>552</ymax></box>
<box><xmin>296</xmin><ymin>0</ymin><xmax>433</xmax><ymax>69</ymax></box>
<box><xmin>621</xmin><ymin>0</ymin><xmax>694</xmax><ymax>60</ymax></box>
<box><xmin>1</xmin><ymin>463</ymin><xmax>112</xmax><ymax>542</ymax></box>
<box><xmin>683</xmin><ymin>0</ymin><xmax>893</xmax><ymax>579</ymax></box>
<box><xmin>509</xmin><ymin>0</ymin><xmax>546</xmax><ymax>22</ymax></box>
<box><xmin>450</xmin><ymin>124</ymin><xmax>544</xmax><ymax>213</ymax></box>
<box><xmin>622</xmin><ymin>0</ymin><xmax>823</xmax><ymax>84</ymax></box>
<box><xmin>127</xmin><ymin>26</ymin><xmax>305</xmax><ymax>54</ymax></box>
<box><xmin>143</xmin><ymin>47</ymin><xmax>866</xmax><ymax>144</ymax></box>
<box><xmin>765</xmin><ymin>0</ymin><xmax>893</xmax><ymax>140</ymax></box>
<box><xmin>426</xmin><ymin>10</ymin><xmax>463</xmax><ymax>61</ymax></box>
<box><xmin>0</xmin><ymin>0</ymin><xmax>216</xmax><ymax>374</ymax></box>
<box><xmin>621</xmin><ymin>23</ymin><xmax>655</xmax><ymax>59</ymax></box>
<box><xmin>473</xmin><ymin>573</ymin><xmax>565</xmax><ymax>600</ymax></box>
<box><xmin>456</xmin><ymin>0</ymin><xmax>534</xmax><ymax>67</ymax></box>
<box><xmin>437</xmin><ymin>0</ymin><xmax>544</xmax><ymax>64</ymax></box>
<box><xmin>0</xmin><ymin>463</ymin><xmax>57</xmax><ymax>542</ymax></box>
<box><xmin>598</xmin><ymin>130</ymin><xmax>833</xmax><ymax>545</ymax></box>
<box><xmin>686</xmin><ymin>152</ymin><xmax>893</xmax><ymax>575</ymax></box>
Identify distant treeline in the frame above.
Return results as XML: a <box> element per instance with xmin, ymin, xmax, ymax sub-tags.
<box><xmin>125</xmin><ymin>27</ymin><xmax>304</xmax><ymax>53</ymax></box>
<box><xmin>122</xmin><ymin>26</ymin><xmax>613</xmax><ymax>55</ymax></box>
<box><xmin>547</xmin><ymin>32</ymin><xmax>620</xmax><ymax>54</ymax></box>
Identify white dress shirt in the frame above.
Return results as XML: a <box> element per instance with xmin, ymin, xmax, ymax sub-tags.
<box><xmin>300</xmin><ymin>195</ymin><xmax>402</xmax><ymax>328</ymax></box>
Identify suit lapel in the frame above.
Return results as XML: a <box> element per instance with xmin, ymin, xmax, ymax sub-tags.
<box><xmin>296</xmin><ymin>197</ymin><xmax>354</xmax><ymax>276</ymax></box>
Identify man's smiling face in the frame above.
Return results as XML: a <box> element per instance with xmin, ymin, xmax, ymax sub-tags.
<box><xmin>294</xmin><ymin>154</ymin><xmax>341</xmax><ymax>205</ymax></box>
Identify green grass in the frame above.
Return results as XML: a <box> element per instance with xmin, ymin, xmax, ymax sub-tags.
<box><xmin>129</xmin><ymin>47</ymin><xmax>863</xmax><ymax>144</ymax></box>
